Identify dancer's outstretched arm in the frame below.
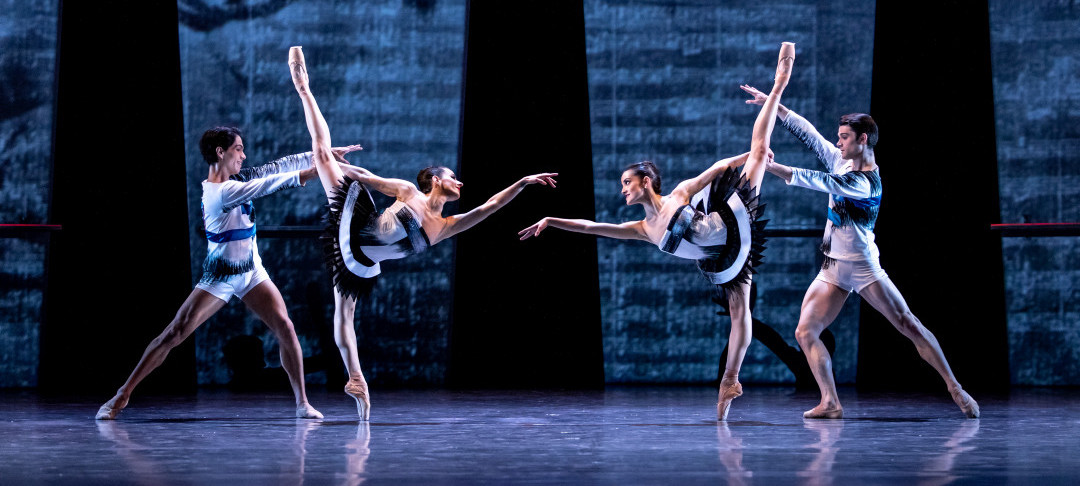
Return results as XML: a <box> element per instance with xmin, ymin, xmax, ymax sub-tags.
<box><xmin>336</xmin><ymin>163</ymin><xmax>419</xmax><ymax>200</ymax></box>
<box><xmin>436</xmin><ymin>173</ymin><xmax>558</xmax><ymax>240</ymax></box>
<box><xmin>670</xmin><ymin>152</ymin><xmax>751</xmax><ymax>202</ymax></box>
<box><xmin>765</xmin><ymin>158</ymin><xmax>875</xmax><ymax>199</ymax></box>
<box><xmin>518</xmin><ymin>217</ymin><xmax>647</xmax><ymax>241</ymax></box>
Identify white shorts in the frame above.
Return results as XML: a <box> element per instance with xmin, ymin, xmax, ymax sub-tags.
<box><xmin>815</xmin><ymin>258</ymin><xmax>888</xmax><ymax>293</ymax></box>
<box><xmin>195</xmin><ymin>264</ymin><xmax>270</xmax><ymax>303</ymax></box>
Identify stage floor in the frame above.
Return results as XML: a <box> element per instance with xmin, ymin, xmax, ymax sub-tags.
<box><xmin>2</xmin><ymin>386</ymin><xmax>1078</xmax><ymax>484</ymax></box>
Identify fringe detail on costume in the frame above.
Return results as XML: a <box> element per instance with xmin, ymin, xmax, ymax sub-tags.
<box><xmin>697</xmin><ymin>167</ymin><xmax>768</xmax><ymax>292</ymax></box>
<box><xmin>819</xmin><ymin>228</ymin><xmax>834</xmax><ymax>269</ymax></box>
<box><xmin>322</xmin><ymin>177</ymin><xmax>379</xmax><ymax>299</ymax></box>
<box><xmin>199</xmin><ymin>256</ymin><xmax>256</xmax><ymax>284</ymax></box>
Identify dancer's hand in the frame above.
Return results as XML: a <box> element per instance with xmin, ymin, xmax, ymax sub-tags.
<box><xmin>740</xmin><ymin>84</ymin><xmax>768</xmax><ymax>106</ymax></box>
<box><xmin>331</xmin><ymin>144</ymin><xmax>364</xmax><ymax>163</ymax></box>
<box><xmin>520</xmin><ymin>173</ymin><xmax>558</xmax><ymax>188</ymax></box>
<box><xmin>518</xmin><ymin>218</ymin><xmax>549</xmax><ymax>240</ymax></box>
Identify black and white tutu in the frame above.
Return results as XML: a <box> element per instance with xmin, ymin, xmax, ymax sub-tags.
<box><xmin>657</xmin><ymin>167</ymin><xmax>767</xmax><ymax>292</ymax></box>
<box><xmin>323</xmin><ymin>177</ymin><xmax>431</xmax><ymax>299</ymax></box>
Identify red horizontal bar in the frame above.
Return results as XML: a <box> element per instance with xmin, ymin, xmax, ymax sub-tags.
<box><xmin>991</xmin><ymin>223</ymin><xmax>1080</xmax><ymax>228</ymax></box>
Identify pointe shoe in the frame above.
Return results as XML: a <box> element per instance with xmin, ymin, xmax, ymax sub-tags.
<box><xmin>288</xmin><ymin>46</ymin><xmax>309</xmax><ymax>93</ymax></box>
<box><xmin>949</xmin><ymin>387</ymin><xmax>980</xmax><ymax>419</ymax></box>
<box><xmin>803</xmin><ymin>403</ymin><xmax>843</xmax><ymax>419</ymax></box>
<box><xmin>774</xmin><ymin>42</ymin><xmax>795</xmax><ymax>89</ymax></box>
<box><xmin>95</xmin><ymin>396</ymin><xmax>127</xmax><ymax>420</ymax></box>
<box><xmin>345</xmin><ymin>379</ymin><xmax>371</xmax><ymax>421</ymax></box>
<box><xmin>717</xmin><ymin>382</ymin><xmax>743</xmax><ymax>421</ymax></box>
<box><xmin>296</xmin><ymin>403</ymin><xmax>324</xmax><ymax>420</ymax></box>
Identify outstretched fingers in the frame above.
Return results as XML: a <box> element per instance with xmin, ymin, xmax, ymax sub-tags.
<box><xmin>518</xmin><ymin>220</ymin><xmax>547</xmax><ymax>240</ymax></box>
<box><xmin>525</xmin><ymin>172</ymin><xmax>559</xmax><ymax>187</ymax></box>
<box><xmin>740</xmin><ymin>84</ymin><xmax>767</xmax><ymax>105</ymax></box>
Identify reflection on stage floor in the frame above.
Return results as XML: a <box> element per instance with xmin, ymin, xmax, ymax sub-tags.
<box><xmin>2</xmin><ymin>386</ymin><xmax>1078</xmax><ymax>484</ymax></box>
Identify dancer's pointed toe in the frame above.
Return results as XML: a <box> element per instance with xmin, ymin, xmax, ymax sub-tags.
<box><xmin>717</xmin><ymin>381</ymin><xmax>743</xmax><ymax>421</ymax></box>
<box><xmin>949</xmin><ymin>387</ymin><xmax>980</xmax><ymax>419</ymax></box>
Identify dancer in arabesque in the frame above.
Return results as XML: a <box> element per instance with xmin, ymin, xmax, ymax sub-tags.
<box><xmin>519</xmin><ymin>42</ymin><xmax>796</xmax><ymax>420</ymax></box>
<box><xmin>288</xmin><ymin>45</ymin><xmax>559</xmax><ymax>420</ymax></box>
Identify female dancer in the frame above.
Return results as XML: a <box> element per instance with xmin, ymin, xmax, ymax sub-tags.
<box><xmin>94</xmin><ymin>127</ymin><xmax>360</xmax><ymax>420</ymax></box>
<box><xmin>740</xmin><ymin>84</ymin><xmax>979</xmax><ymax>419</ymax></box>
<box><xmin>288</xmin><ymin>46</ymin><xmax>558</xmax><ymax>420</ymax></box>
<box><xmin>519</xmin><ymin>42</ymin><xmax>795</xmax><ymax>420</ymax></box>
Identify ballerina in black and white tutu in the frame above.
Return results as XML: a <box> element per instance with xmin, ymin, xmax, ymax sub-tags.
<box><xmin>519</xmin><ymin>42</ymin><xmax>795</xmax><ymax>421</ymax></box>
<box><xmin>288</xmin><ymin>46</ymin><xmax>557</xmax><ymax>420</ymax></box>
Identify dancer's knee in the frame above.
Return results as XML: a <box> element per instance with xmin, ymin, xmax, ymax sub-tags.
<box><xmin>312</xmin><ymin>144</ymin><xmax>334</xmax><ymax>166</ymax></box>
<box><xmin>895</xmin><ymin>311</ymin><xmax>927</xmax><ymax>340</ymax></box>
<box><xmin>155</xmin><ymin>322</ymin><xmax>187</xmax><ymax>349</ymax></box>
<box><xmin>795</xmin><ymin>324</ymin><xmax>822</xmax><ymax>348</ymax></box>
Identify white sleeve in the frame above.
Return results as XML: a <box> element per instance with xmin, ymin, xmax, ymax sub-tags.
<box><xmin>232</xmin><ymin>152</ymin><xmax>313</xmax><ymax>182</ymax></box>
<box><xmin>782</xmin><ymin>111</ymin><xmax>845</xmax><ymax>173</ymax></box>
<box><xmin>787</xmin><ymin>167</ymin><xmax>873</xmax><ymax>199</ymax></box>
<box><xmin>218</xmin><ymin>171</ymin><xmax>303</xmax><ymax>212</ymax></box>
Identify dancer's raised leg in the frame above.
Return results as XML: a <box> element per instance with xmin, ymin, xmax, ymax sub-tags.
<box><xmin>744</xmin><ymin>42</ymin><xmax>795</xmax><ymax>189</ymax></box>
<box><xmin>716</xmin><ymin>42</ymin><xmax>795</xmax><ymax>420</ymax></box>
<box><xmin>289</xmin><ymin>46</ymin><xmax>344</xmax><ymax>199</ymax></box>
<box><xmin>290</xmin><ymin>45</ymin><xmax>371</xmax><ymax>420</ymax></box>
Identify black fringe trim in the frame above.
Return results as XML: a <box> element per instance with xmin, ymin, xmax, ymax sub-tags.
<box><xmin>199</xmin><ymin>256</ymin><xmax>256</xmax><ymax>284</ymax></box>
<box><xmin>696</xmin><ymin>167</ymin><xmax>768</xmax><ymax>292</ymax></box>
<box><xmin>322</xmin><ymin>177</ymin><xmax>379</xmax><ymax>299</ymax></box>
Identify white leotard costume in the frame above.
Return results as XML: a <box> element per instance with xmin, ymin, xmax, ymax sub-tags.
<box><xmin>199</xmin><ymin>152</ymin><xmax>312</xmax><ymax>283</ymax></box>
<box><xmin>781</xmin><ymin>111</ymin><xmax>882</xmax><ymax>269</ymax></box>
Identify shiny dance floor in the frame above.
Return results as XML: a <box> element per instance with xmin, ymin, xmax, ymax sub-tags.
<box><xmin>2</xmin><ymin>386</ymin><xmax>1079</xmax><ymax>484</ymax></box>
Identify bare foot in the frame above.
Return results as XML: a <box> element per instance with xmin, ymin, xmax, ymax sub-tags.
<box><xmin>296</xmin><ymin>402</ymin><xmax>324</xmax><ymax>420</ymax></box>
<box><xmin>95</xmin><ymin>395</ymin><xmax>129</xmax><ymax>420</ymax></box>
<box><xmin>803</xmin><ymin>402</ymin><xmax>843</xmax><ymax>419</ymax></box>
<box><xmin>949</xmin><ymin>386</ymin><xmax>980</xmax><ymax>419</ymax></box>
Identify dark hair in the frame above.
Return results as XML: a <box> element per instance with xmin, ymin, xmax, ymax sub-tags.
<box><xmin>199</xmin><ymin>126</ymin><xmax>243</xmax><ymax>164</ymax></box>
<box><xmin>839</xmin><ymin>113</ymin><xmax>878</xmax><ymax>147</ymax></box>
<box><xmin>417</xmin><ymin>166</ymin><xmax>451</xmax><ymax>194</ymax></box>
<box><xmin>623</xmin><ymin>161</ymin><xmax>661</xmax><ymax>193</ymax></box>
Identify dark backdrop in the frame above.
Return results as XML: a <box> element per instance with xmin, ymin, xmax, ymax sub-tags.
<box><xmin>863</xmin><ymin>0</ymin><xmax>1009</xmax><ymax>392</ymax></box>
<box><xmin>28</xmin><ymin>0</ymin><xmax>1064</xmax><ymax>393</ymax></box>
<box><xmin>42</xmin><ymin>0</ymin><xmax>193</xmax><ymax>393</ymax></box>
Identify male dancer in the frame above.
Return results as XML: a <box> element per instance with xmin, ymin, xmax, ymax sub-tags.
<box><xmin>740</xmin><ymin>85</ymin><xmax>979</xmax><ymax>419</ymax></box>
<box><xmin>96</xmin><ymin>127</ymin><xmax>359</xmax><ymax>420</ymax></box>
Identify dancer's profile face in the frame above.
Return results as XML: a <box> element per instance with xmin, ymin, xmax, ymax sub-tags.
<box><xmin>435</xmin><ymin>170</ymin><xmax>463</xmax><ymax>200</ymax></box>
<box><xmin>835</xmin><ymin>126</ymin><xmax>863</xmax><ymax>160</ymax></box>
<box><xmin>620</xmin><ymin>170</ymin><xmax>647</xmax><ymax>205</ymax></box>
<box><xmin>219</xmin><ymin>136</ymin><xmax>246</xmax><ymax>175</ymax></box>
